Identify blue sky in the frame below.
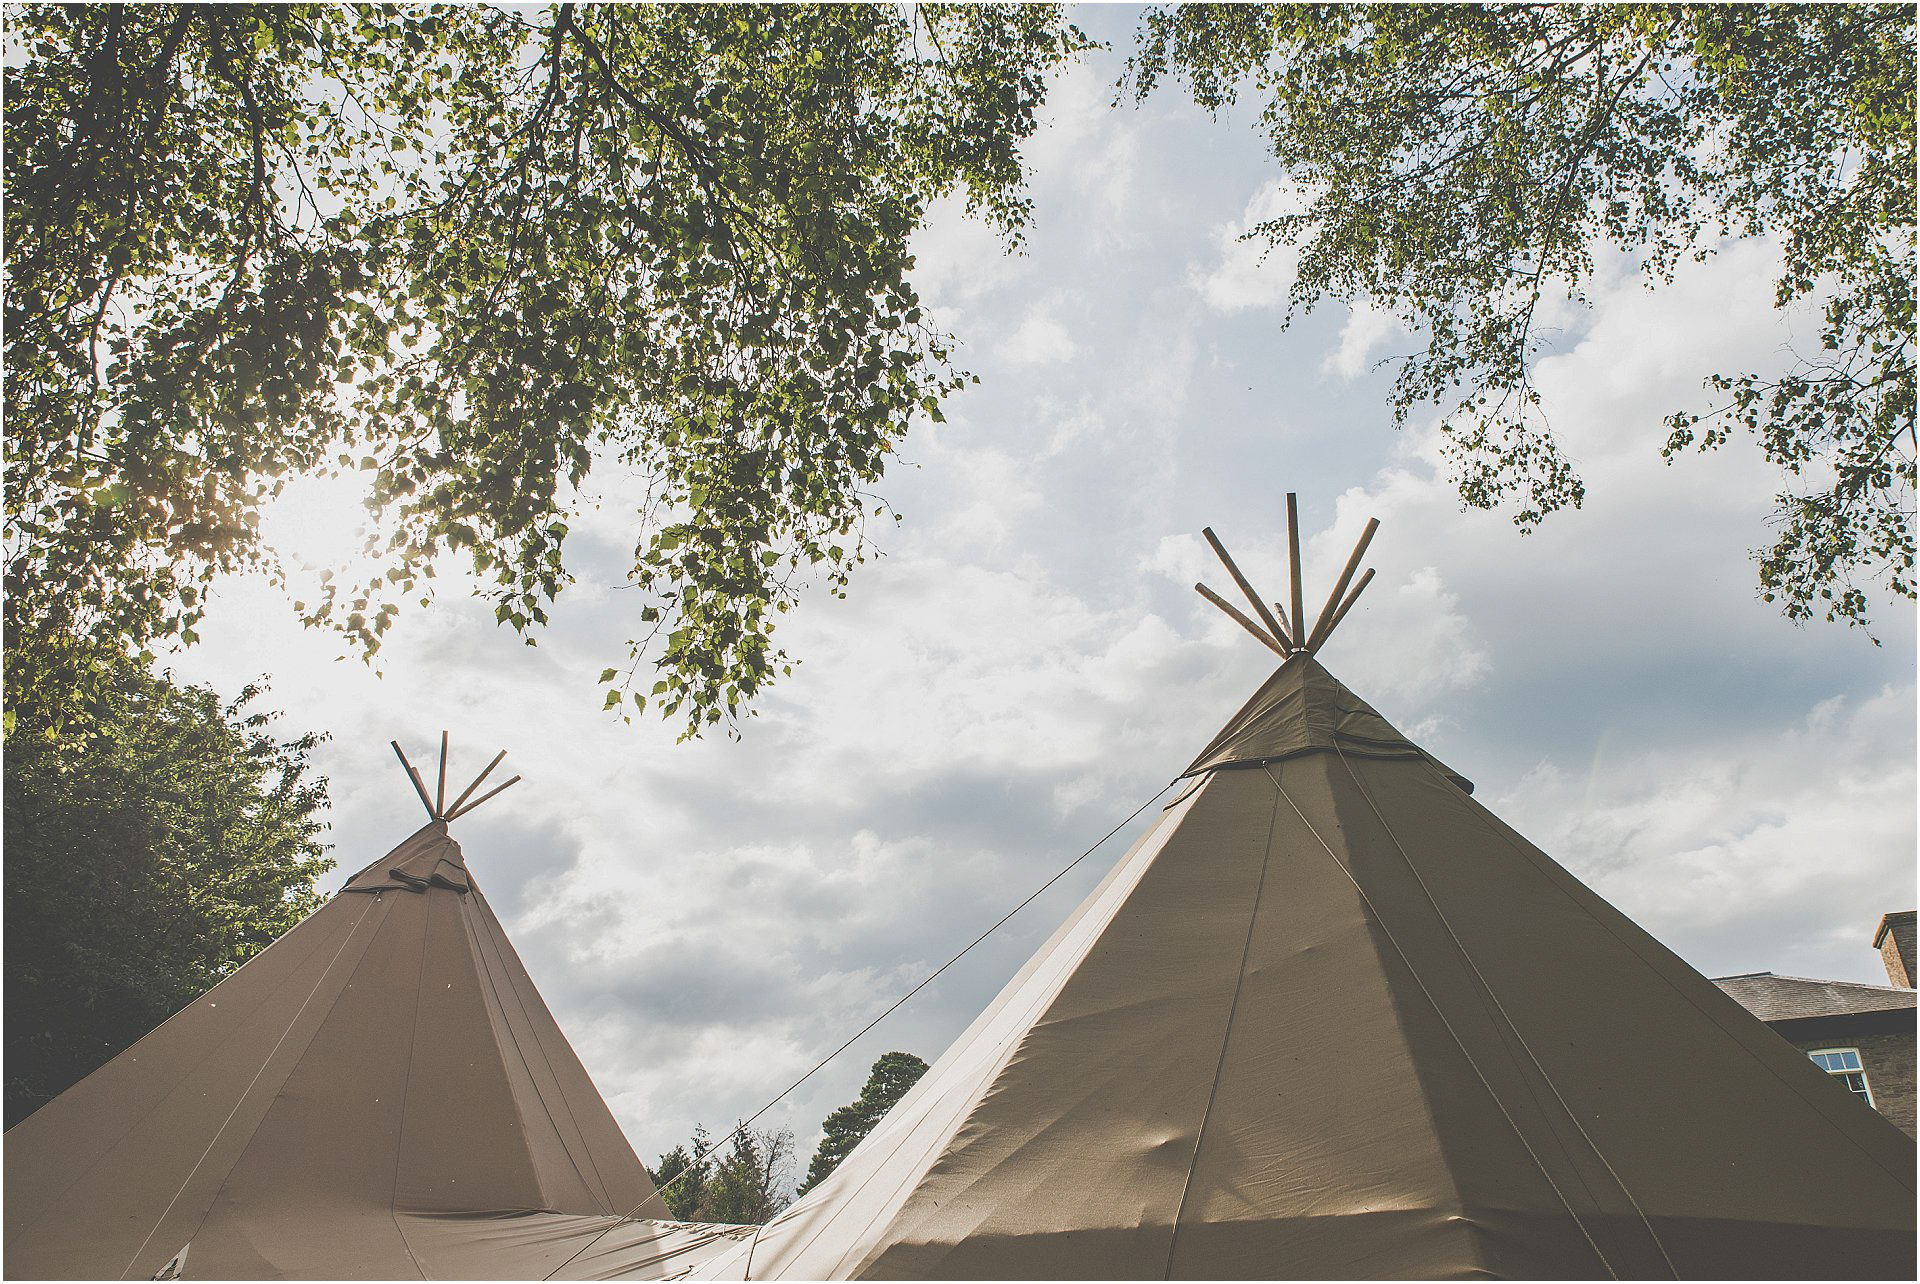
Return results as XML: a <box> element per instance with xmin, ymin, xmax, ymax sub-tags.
<box><xmin>163</xmin><ymin>10</ymin><xmax>1916</xmax><ymax>1173</ymax></box>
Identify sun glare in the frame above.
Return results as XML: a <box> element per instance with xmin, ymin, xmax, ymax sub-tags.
<box><xmin>259</xmin><ymin>471</ymin><xmax>381</xmax><ymax>580</ymax></box>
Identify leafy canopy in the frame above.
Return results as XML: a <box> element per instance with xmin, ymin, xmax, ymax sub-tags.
<box><xmin>1128</xmin><ymin>2</ymin><xmax>1915</xmax><ymax>629</ymax></box>
<box><xmin>4</xmin><ymin>627</ymin><xmax>333</xmax><ymax>1125</ymax></box>
<box><xmin>5</xmin><ymin>3</ymin><xmax>1087</xmax><ymax>734</ymax></box>
<box><xmin>798</xmin><ymin>1050</ymin><xmax>929</xmax><ymax>1195</ymax></box>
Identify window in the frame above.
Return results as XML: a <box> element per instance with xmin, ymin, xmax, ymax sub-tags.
<box><xmin>1808</xmin><ymin>1048</ymin><xmax>1874</xmax><ymax>1106</ymax></box>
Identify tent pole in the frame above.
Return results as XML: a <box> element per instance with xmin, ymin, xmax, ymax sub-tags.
<box><xmin>446</xmin><ymin>750</ymin><xmax>508</xmax><ymax>819</ymax></box>
<box><xmin>435</xmin><ymin>731</ymin><xmax>450</xmax><ymax>818</ymax></box>
<box><xmin>1285</xmin><ymin>493</ymin><xmax>1305</xmax><ymax>657</ymax></box>
<box><xmin>1195</xmin><ymin>583</ymin><xmax>1290</xmax><ymax>658</ymax></box>
<box><xmin>1304</xmin><ymin>518</ymin><xmax>1380</xmax><ymax>652</ymax></box>
<box><xmin>1320</xmin><ymin>567</ymin><xmax>1377</xmax><ymax>644</ymax></box>
<box><xmin>1202</xmin><ymin>528</ymin><xmax>1291</xmax><ymax>646</ymax></box>
<box><xmin>446</xmin><ymin>774</ymin><xmax>522</xmax><ymax>821</ymax></box>
<box><xmin>391</xmin><ymin>741</ymin><xmax>439</xmax><ymax>820</ymax></box>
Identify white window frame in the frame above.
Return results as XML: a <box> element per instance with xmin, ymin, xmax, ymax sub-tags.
<box><xmin>1807</xmin><ymin>1047</ymin><xmax>1875</xmax><ymax>1107</ymax></box>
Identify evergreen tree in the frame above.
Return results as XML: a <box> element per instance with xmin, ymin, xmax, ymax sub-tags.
<box><xmin>705</xmin><ymin>1126</ymin><xmax>797</xmax><ymax>1225</ymax></box>
<box><xmin>649</xmin><ymin>1127</ymin><xmax>713</xmax><ymax>1222</ymax></box>
<box><xmin>651</xmin><ymin>1123</ymin><xmax>794</xmax><ymax>1224</ymax></box>
<box><xmin>799</xmin><ymin>1051</ymin><xmax>930</xmax><ymax>1196</ymax></box>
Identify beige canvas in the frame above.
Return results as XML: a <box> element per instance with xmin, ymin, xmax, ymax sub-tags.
<box><xmin>679</xmin><ymin>655</ymin><xmax>1915</xmax><ymax>1280</ymax></box>
<box><xmin>4</xmin><ymin>823</ymin><xmax>677</xmax><ymax>1279</ymax></box>
<box><xmin>9</xmin><ymin>654</ymin><xmax>1914</xmax><ymax>1280</ymax></box>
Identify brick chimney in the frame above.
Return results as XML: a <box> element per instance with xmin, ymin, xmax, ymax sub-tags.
<box><xmin>1873</xmin><ymin>910</ymin><xmax>1915</xmax><ymax>988</ymax></box>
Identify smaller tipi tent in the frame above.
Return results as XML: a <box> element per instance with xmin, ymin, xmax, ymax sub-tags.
<box><xmin>3</xmin><ymin>743</ymin><xmax>747</xmax><ymax>1281</ymax></box>
<box><xmin>668</xmin><ymin>512</ymin><xmax>1915</xmax><ymax>1281</ymax></box>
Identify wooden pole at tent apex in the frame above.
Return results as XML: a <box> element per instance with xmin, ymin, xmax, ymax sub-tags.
<box><xmin>445</xmin><ymin>749</ymin><xmax>508</xmax><ymax>818</ymax></box>
<box><xmin>1303</xmin><ymin>518</ymin><xmax>1380</xmax><ymax>653</ymax></box>
<box><xmin>1190</xmin><ymin>497</ymin><xmax>1381</xmax><ymax>658</ymax></box>
<box><xmin>1194</xmin><ymin>583</ymin><xmax>1289</xmax><ymax>658</ymax></box>
<box><xmin>1285</xmin><ymin>493</ymin><xmax>1306</xmax><ymax>655</ymax></box>
<box><xmin>391</xmin><ymin>737</ymin><xmax>524</xmax><ymax>823</ymax></box>
<box><xmin>446</xmin><ymin>773</ymin><xmax>522</xmax><ymax>821</ymax></box>
<box><xmin>1322</xmin><ymin>567</ymin><xmax>1377</xmax><ymax>641</ymax></box>
<box><xmin>1203</xmin><ymin>527</ymin><xmax>1292</xmax><ymax>648</ymax></box>
<box><xmin>391</xmin><ymin>740</ymin><xmax>437</xmax><ymax>820</ymax></box>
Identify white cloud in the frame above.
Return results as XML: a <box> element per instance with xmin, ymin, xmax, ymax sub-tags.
<box><xmin>1190</xmin><ymin>179</ymin><xmax>1311</xmax><ymax>312</ymax></box>
<box><xmin>997</xmin><ymin>305</ymin><xmax>1079</xmax><ymax>367</ymax></box>
<box><xmin>908</xmin><ymin>193</ymin><xmax>1027</xmax><ymax>310</ymax></box>
<box><xmin>1324</xmin><ymin>301</ymin><xmax>1399</xmax><ymax>379</ymax></box>
<box><xmin>1493</xmin><ymin>684</ymin><xmax>1916</xmax><ymax>982</ymax></box>
<box><xmin>1024</xmin><ymin>58</ymin><xmax>1142</xmax><ymax>243</ymax></box>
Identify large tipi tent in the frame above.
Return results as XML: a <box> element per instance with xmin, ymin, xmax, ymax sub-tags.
<box><xmin>667</xmin><ymin>514</ymin><xmax>1916</xmax><ymax>1281</ymax></box>
<box><xmin>3</xmin><ymin>746</ymin><xmax>751</xmax><ymax>1280</ymax></box>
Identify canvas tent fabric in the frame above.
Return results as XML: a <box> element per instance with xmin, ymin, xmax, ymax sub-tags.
<box><xmin>2</xmin><ymin>821</ymin><xmax>745</xmax><ymax>1280</ymax></box>
<box><xmin>671</xmin><ymin>653</ymin><xmax>1915</xmax><ymax>1280</ymax></box>
<box><xmin>10</xmin><ymin>656</ymin><xmax>1916</xmax><ymax>1281</ymax></box>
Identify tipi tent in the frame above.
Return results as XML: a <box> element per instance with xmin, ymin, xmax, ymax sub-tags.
<box><xmin>3</xmin><ymin>746</ymin><xmax>750</xmax><ymax>1280</ymax></box>
<box><xmin>666</xmin><ymin>515</ymin><xmax>1916</xmax><ymax>1281</ymax></box>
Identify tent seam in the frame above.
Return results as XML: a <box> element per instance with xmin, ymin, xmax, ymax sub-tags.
<box><xmin>1160</xmin><ymin>781</ymin><xmax>1281</xmax><ymax>1279</ymax></box>
<box><xmin>1261</xmin><ymin>763</ymin><xmax>1622</xmax><ymax>1281</ymax></box>
<box><xmin>7</xmin><ymin>899</ymin><xmax>362</xmax><ymax>1256</ymax></box>
<box><xmin>1333</xmin><ymin>746</ymin><xmax>1678</xmax><ymax>1276</ymax></box>
<box><xmin>475</xmin><ymin>896</ymin><xmax>618</xmax><ymax>1209</ymax></box>
<box><xmin>117</xmin><ymin>896</ymin><xmax>380</xmax><ymax>1279</ymax></box>
<box><xmin>817</xmin><ymin>822</ymin><xmax>1179</xmax><ymax>1278</ymax></box>
<box><xmin>463</xmin><ymin>894</ymin><xmax>608</xmax><ymax>1212</ymax></box>
<box><xmin>386</xmin><ymin>888</ymin><xmax>436</xmax><ymax>1279</ymax></box>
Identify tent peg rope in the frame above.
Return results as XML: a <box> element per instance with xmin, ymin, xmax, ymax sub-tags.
<box><xmin>391</xmin><ymin>737</ymin><xmax>522</xmax><ymax>823</ymax></box>
<box><xmin>1195</xmin><ymin>496</ymin><xmax>1379</xmax><ymax>658</ymax></box>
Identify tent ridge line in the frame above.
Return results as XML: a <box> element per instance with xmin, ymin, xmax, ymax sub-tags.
<box><xmin>1161</xmin><ymin>785</ymin><xmax>1284</xmax><ymax>1279</ymax></box>
<box><xmin>459</xmin><ymin>893</ymin><xmax>613</xmax><ymax>1215</ymax></box>
<box><xmin>1326</xmin><ymin>744</ymin><xmax>1679</xmax><ymax>1276</ymax></box>
<box><xmin>1257</xmin><ymin>762</ymin><xmax>1624</xmax><ymax>1279</ymax></box>
<box><xmin>1411</xmin><ymin>752</ymin><xmax>1920</xmax><ymax>1192</ymax></box>
<box><xmin>115</xmin><ymin>895</ymin><xmax>385</xmax><ymax>1280</ymax></box>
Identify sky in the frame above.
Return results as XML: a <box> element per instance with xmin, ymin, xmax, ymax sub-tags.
<box><xmin>160</xmin><ymin>9</ymin><xmax>1916</xmax><ymax>1177</ymax></box>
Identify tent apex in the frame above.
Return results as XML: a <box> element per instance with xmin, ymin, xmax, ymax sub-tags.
<box><xmin>391</xmin><ymin>736</ymin><xmax>520</xmax><ymax>823</ymax></box>
<box><xmin>1194</xmin><ymin>497</ymin><xmax>1379</xmax><ymax>658</ymax></box>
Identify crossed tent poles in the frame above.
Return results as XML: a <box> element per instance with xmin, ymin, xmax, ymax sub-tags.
<box><xmin>1193</xmin><ymin>492</ymin><xmax>1379</xmax><ymax>658</ymax></box>
<box><xmin>390</xmin><ymin>732</ymin><xmax>521</xmax><ymax>823</ymax></box>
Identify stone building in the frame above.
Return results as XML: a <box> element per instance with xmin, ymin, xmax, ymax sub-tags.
<box><xmin>1714</xmin><ymin>910</ymin><xmax>1917</xmax><ymax>1138</ymax></box>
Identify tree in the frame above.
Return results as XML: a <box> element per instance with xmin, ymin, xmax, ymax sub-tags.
<box><xmin>4</xmin><ymin>4</ymin><xmax>1088</xmax><ymax>736</ymax></box>
<box><xmin>650</xmin><ymin>1127</ymin><xmax>715</xmax><ymax>1221</ymax></box>
<box><xmin>798</xmin><ymin>1050</ymin><xmax>930</xmax><ymax>1195</ymax></box>
<box><xmin>1127</xmin><ymin>3</ymin><xmax>1914</xmax><ymax>629</ymax></box>
<box><xmin>706</xmin><ymin>1124</ymin><xmax>797</xmax><ymax>1225</ymax></box>
<box><xmin>650</xmin><ymin>1123</ymin><xmax>796</xmax><ymax>1224</ymax></box>
<box><xmin>3</xmin><ymin>626</ymin><xmax>333</xmax><ymax>1125</ymax></box>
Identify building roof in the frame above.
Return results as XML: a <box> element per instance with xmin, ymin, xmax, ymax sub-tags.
<box><xmin>1875</xmin><ymin>909</ymin><xmax>1916</xmax><ymax>949</ymax></box>
<box><xmin>1712</xmin><ymin>971</ymin><xmax>1917</xmax><ymax>1023</ymax></box>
